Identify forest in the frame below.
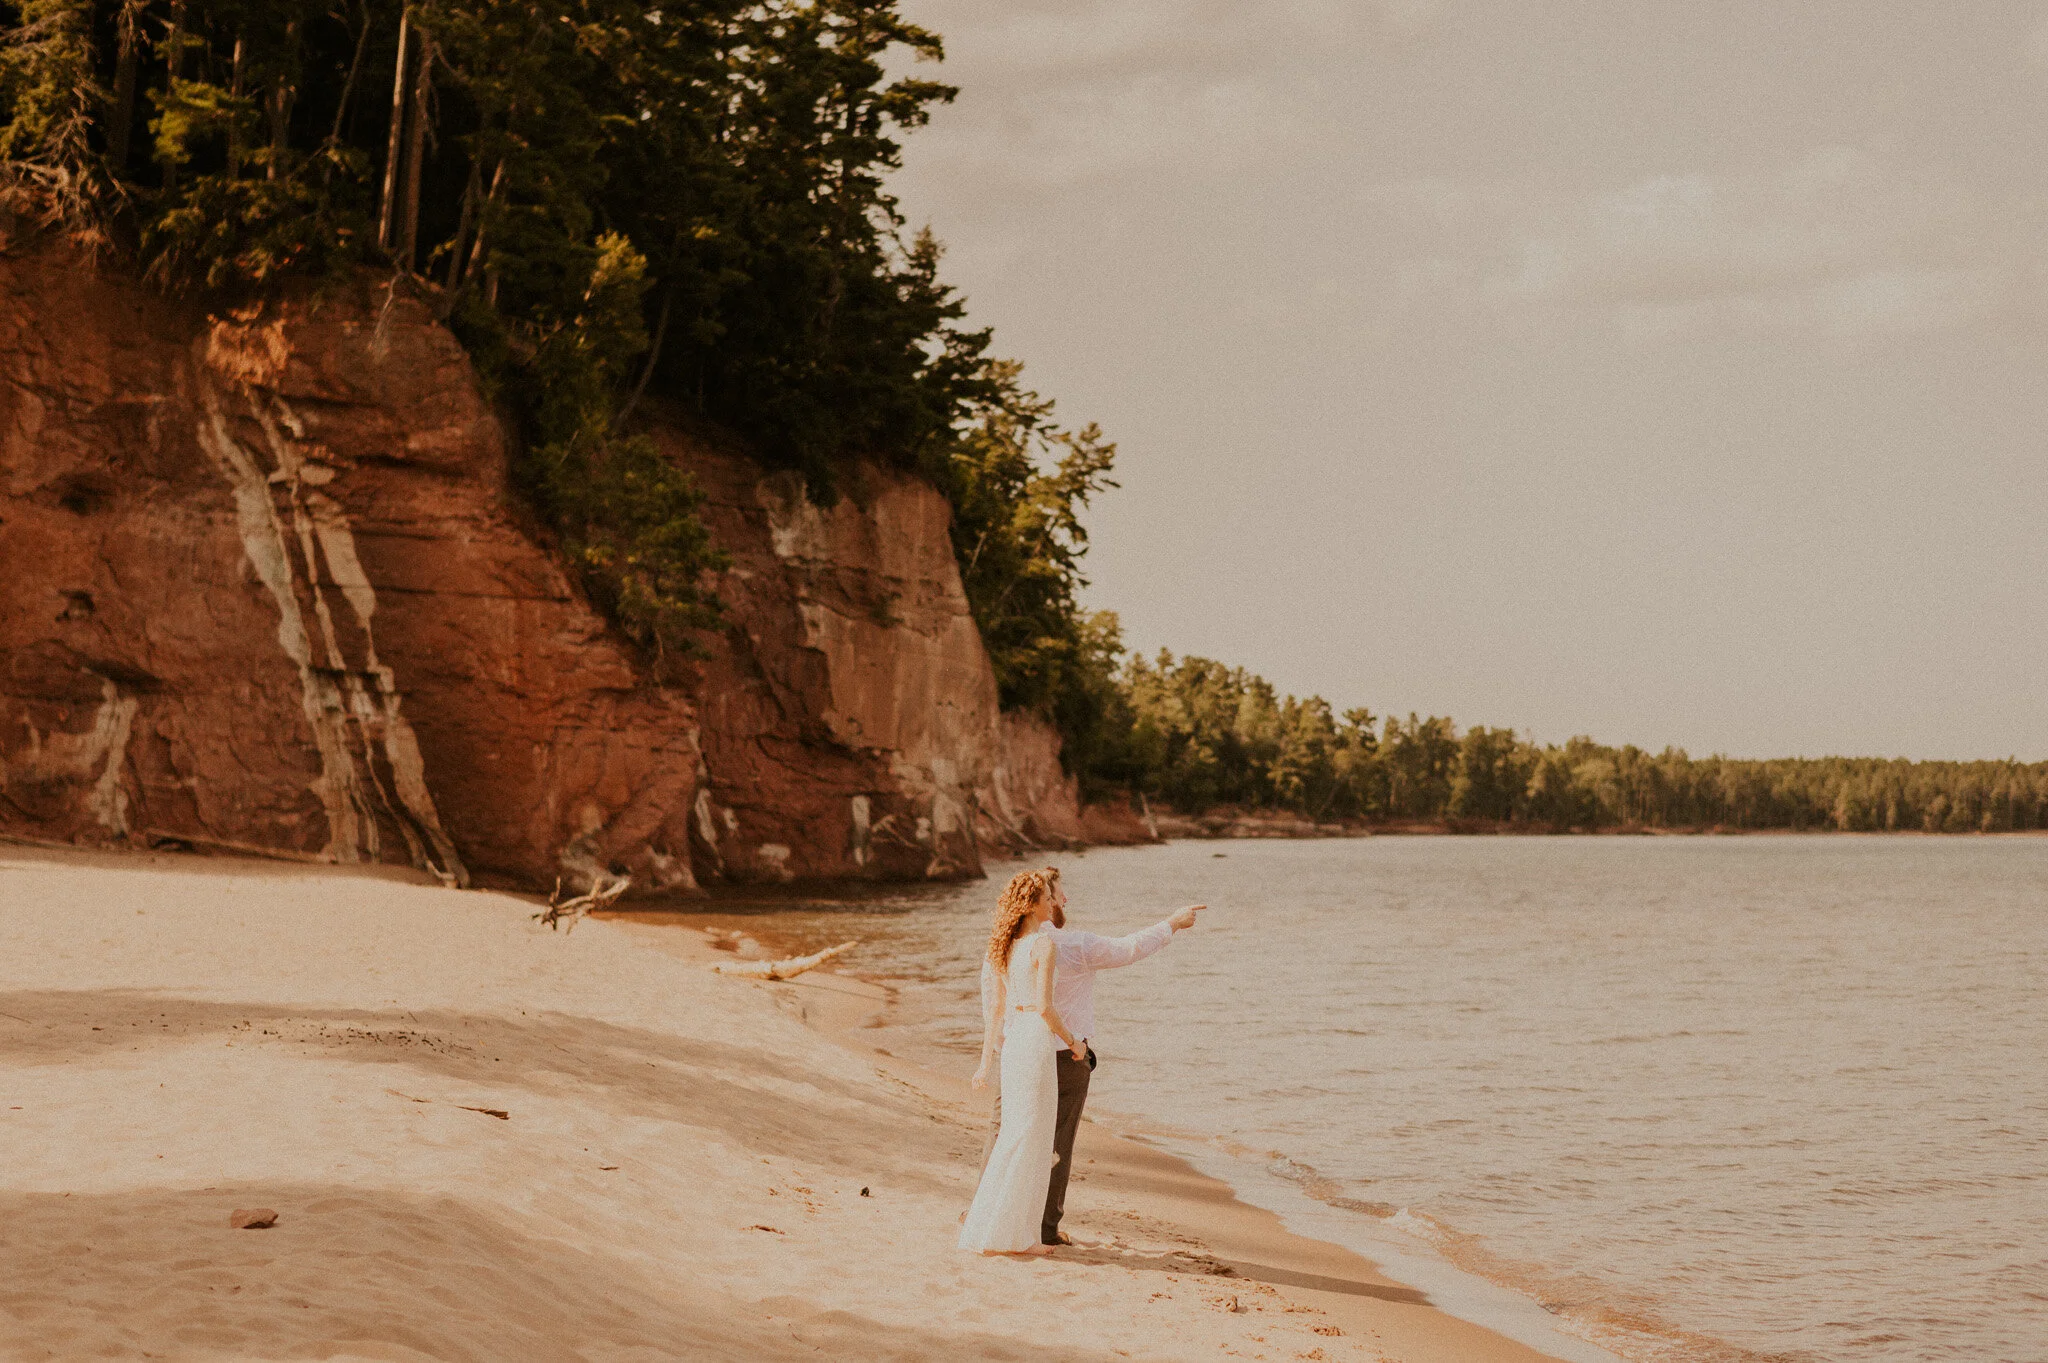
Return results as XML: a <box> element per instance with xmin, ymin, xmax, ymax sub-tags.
<box><xmin>1084</xmin><ymin>645</ymin><xmax>2048</xmax><ymax>833</ymax></box>
<box><xmin>0</xmin><ymin>0</ymin><xmax>1113</xmax><ymax>709</ymax></box>
<box><xmin>4</xmin><ymin>4</ymin><xmax>2033</xmax><ymax>836</ymax></box>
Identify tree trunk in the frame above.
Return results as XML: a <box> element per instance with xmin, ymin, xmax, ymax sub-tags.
<box><xmin>465</xmin><ymin>156</ymin><xmax>505</xmax><ymax>282</ymax></box>
<box><xmin>267</xmin><ymin>82</ymin><xmax>288</xmax><ymax>179</ymax></box>
<box><xmin>161</xmin><ymin>0</ymin><xmax>188</xmax><ymax>189</ymax></box>
<box><xmin>267</xmin><ymin>20</ymin><xmax>296</xmax><ymax>181</ymax></box>
<box><xmin>712</xmin><ymin>941</ymin><xmax>860</xmax><ymax>981</ymax></box>
<box><xmin>616</xmin><ymin>283</ymin><xmax>675</xmax><ymax>428</ymax></box>
<box><xmin>226</xmin><ymin>37</ymin><xmax>245</xmax><ymax>178</ymax></box>
<box><xmin>330</xmin><ymin>2</ymin><xmax>373</xmax><ymax>145</ymax></box>
<box><xmin>398</xmin><ymin>33</ymin><xmax>431</xmax><ymax>271</ymax></box>
<box><xmin>377</xmin><ymin>9</ymin><xmax>412</xmax><ymax>252</ymax></box>
<box><xmin>106</xmin><ymin>1</ymin><xmax>142</xmax><ymax>172</ymax></box>
<box><xmin>443</xmin><ymin>155</ymin><xmax>479</xmax><ymax>289</ymax></box>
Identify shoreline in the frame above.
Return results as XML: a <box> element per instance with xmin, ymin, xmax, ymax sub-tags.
<box><xmin>7</xmin><ymin>823</ymin><xmax>2038</xmax><ymax>913</ymax></box>
<box><xmin>612</xmin><ymin>909</ymin><xmax>1624</xmax><ymax>1363</ymax></box>
<box><xmin>3</xmin><ymin>841</ymin><xmax>1573</xmax><ymax>1362</ymax></box>
<box><xmin>665</xmin><ymin>945</ymin><xmax>1598</xmax><ymax>1363</ymax></box>
<box><xmin>1133</xmin><ymin>810</ymin><xmax>2048</xmax><ymax>841</ymax></box>
<box><xmin>616</xmin><ymin>856</ymin><xmax>1808</xmax><ymax>1363</ymax></box>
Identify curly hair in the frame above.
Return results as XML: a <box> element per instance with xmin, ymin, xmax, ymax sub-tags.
<box><xmin>987</xmin><ymin>866</ymin><xmax>1060</xmax><ymax>968</ymax></box>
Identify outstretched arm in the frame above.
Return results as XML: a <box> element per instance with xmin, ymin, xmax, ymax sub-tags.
<box><xmin>1029</xmin><ymin>936</ymin><xmax>1086</xmax><ymax>1061</ymax></box>
<box><xmin>971</xmin><ymin>959</ymin><xmax>1003</xmax><ymax>1089</ymax></box>
<box><xmin>1072</xmin><ymin>904</ymin><xmax>1205</xmax><ymax>971</ymax></box>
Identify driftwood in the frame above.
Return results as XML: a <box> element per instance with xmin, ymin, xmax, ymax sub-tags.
<box><xmin>533</xmin><ymin>874</ymin><xmax>632</xmax><ymax>932</ymax></box>
<box><xmin>713</xmin><ymin>940</ymin><xmax>859</xmax><ymax>981</ymax></box>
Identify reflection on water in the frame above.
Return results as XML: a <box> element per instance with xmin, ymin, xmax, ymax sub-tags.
<box><xmin>617</xmin><ymin>836</ymin><xmax>2048</xmax><ymax>1363</ymax></box>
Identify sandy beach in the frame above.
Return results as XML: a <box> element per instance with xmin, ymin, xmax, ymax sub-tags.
<box><xmin>0</xmin><ymin>843</ymin><xmax>1565</xmax><ymax>1363</ymax></box>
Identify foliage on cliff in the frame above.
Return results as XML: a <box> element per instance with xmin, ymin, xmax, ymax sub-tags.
<box><xmin>0</xmin><ymin>0</ymin><xmax>1095</xmax><ymax>687</ymax></box>
<box><xmin>939</xmin><ymin>355</ymin><xmax>1129</xmax><ymax>784</ymax></box>
<box><xmin>1090</xmin><ymin>649</ymin><xmax>2048</xmax><ymax>832</ymax></box>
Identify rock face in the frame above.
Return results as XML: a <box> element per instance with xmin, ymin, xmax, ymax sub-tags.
<box><xmin>0</xmin><ymin>251</ymin><xmax>699</xmax><ymax>892</ymax></box>
<box><xmin>0</xmin><ymin>246</ymin><xmax>1080</xmax><ymax>890</ymax></box>
<box><xmin>677</xmin><ymin>442</ymin><xmax>1085</xmax><ymax>883</ymax></box>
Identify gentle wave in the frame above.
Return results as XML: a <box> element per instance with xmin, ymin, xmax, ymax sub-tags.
<box><xmin>1248</xmin><ymin>1146</ymin><xmax>1802</xmax><ymax>1363</ymax></box>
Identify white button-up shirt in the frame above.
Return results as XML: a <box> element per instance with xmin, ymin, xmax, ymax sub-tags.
<box><xmin>1046</xmin><ymin>917</ymin><xmax>1178</xmax><ymax>1047</ymax></box>
<box><xmin>981</xmin><ymin>918</ymin><xmax>1179</xmax><ymax>1051</ymax></box>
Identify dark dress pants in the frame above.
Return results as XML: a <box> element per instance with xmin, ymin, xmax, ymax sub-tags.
<box><xmin>982</xmin><ymin>1044</ymin><xmax>1095</xmax><ymax>1244</ymax></box>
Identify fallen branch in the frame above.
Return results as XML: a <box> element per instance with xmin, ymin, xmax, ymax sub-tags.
<box><xmin>713</xmin><ymin>940</ymin><xmax>859</xmax><ymax>981</ymax></box>
<box><xmin>533</xmin><ymin>874</ymin><xmax>632</xmax><ymax>932</ymax></box>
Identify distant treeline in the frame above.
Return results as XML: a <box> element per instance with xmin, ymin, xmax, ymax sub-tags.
<box><xmin>1070</xmin><ymin>645</ymin><xmax>2048</xmax><ymax>833</ymax></box>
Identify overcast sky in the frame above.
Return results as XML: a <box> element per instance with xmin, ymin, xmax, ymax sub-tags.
<box><xmin>889</xmin><ymin>0</ymin><xmax>2048</xmax><ymax>760</ymax></box>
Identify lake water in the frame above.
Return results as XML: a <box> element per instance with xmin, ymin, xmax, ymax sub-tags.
<box><xmin>656</xmin><ymin>836</ymin><xmax>2048</xmax><ymax>1362</ymax></box>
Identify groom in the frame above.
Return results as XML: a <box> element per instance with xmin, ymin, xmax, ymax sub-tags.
<box><xmin>984</xmin><ymin>867</ymin><xmax>1203</xmax><ymax>1247</ymax></box>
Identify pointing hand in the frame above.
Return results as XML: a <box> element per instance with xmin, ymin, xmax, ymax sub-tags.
<box><xmin>1169</xmin><ymin>904</ymin><xmax>1204</xmax><ymax>931</ymax></box>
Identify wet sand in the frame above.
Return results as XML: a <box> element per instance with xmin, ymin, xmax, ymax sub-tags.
<box><xmin>0</xmin><ymin>842</ymin><xmax>1564</xmax><ymax>1362</ymax></box>
<box><xmin>782</xmin><ymin>963</ymin><xmax>1583</xmax><ymax>1363</ymax></box>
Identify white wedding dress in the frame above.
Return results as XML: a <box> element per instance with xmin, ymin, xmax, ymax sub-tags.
<box><xmin>958</xmin><ymin>928</ymin><xmax>1059</xmax><ymax>1253</ymax></box>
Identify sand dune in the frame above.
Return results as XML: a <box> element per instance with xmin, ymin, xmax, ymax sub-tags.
<box><xmin>0</xmin><ymin>844</ymin><xmax>1563</xmax><ymax>1362</ymax></box>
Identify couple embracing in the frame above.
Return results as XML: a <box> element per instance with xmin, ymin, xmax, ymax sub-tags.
<box><xmin>958</xmin><ymin>866</ymin><xmax>1203</xmax><ymax>1255</ymax></box>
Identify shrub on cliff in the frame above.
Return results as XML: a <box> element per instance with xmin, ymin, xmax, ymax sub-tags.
<box><xmin>0</xmin><ymin>0</ymin><xmax>112</xmax><ymax>234</ymax></box>
<box><xmin>508</xmin><ymin>231</ymin><xmax>726</xmax><ymax>665</ymax></box>
<box><xmin>943</xmin><ymin>361</ymin><xmax>1117</xmax><ymax>715</ymax></box>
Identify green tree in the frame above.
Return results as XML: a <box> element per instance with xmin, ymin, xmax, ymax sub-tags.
<box><xmin>944</xmin><ymin>356</ymin><xmax>1117</xmax><ymax>716</ymax></box>
<box><xmin>0</xmin><ymin>0</ymin><xmax>105</xmax><ymax>227</ymax></box>
<box><xmin>1448</xmin><ymin>725</ymin><xmax>1530</xmax><ymax>822</ymax></box>
<box><xmin>0</xmin><ymin>0</ymin><xmax>998</xmax><ymax>672</ymax></box>
<box><xmin>1383</xmin><ymin>714</ymin><xmax>1459</xmax><ymax>819</ymax></box>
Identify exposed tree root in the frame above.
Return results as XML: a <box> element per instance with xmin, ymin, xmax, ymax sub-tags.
<box><xmin>533</xmin><ymin>874</ymin><xmax>632</xmax><ymax>932</ymax></box>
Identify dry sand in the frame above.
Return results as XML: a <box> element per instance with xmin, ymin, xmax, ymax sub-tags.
<box><xmin>0</xmin><ymin>843</ymin><xmax>1566</xmax><ymax>1362</ymax></box>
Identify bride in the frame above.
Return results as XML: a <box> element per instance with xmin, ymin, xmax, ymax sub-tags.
<box><xmin>958</xmin><ymin>868</ymin><xmax>1086</xmax><ymax>1255</ymax></box>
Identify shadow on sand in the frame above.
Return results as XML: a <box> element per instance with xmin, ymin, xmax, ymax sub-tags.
<box><xmin>1058</xmin><ymin>1241</ymin><xmax>1431</xmax><ymax>1306</ymax></box>
<box><xmin>0</xmin><ymin>987</ymin><xmax>949</xmax><ymax>1189</ymax></box>
<box><xmin>0</xmin><ymin>1184</ymin><xmax>1124</xmax><ymax>1362</ymax></box>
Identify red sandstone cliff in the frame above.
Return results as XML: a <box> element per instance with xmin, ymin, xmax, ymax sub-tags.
<box><xmin>0</xmin><ymin>246</ymin><xmax>1084</xmax><ymax>891</ymax></box>
<box><xmin>677</xmin><ymin>436</ymin><xmax>1086</xmax><ymax>883</ymax></box>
